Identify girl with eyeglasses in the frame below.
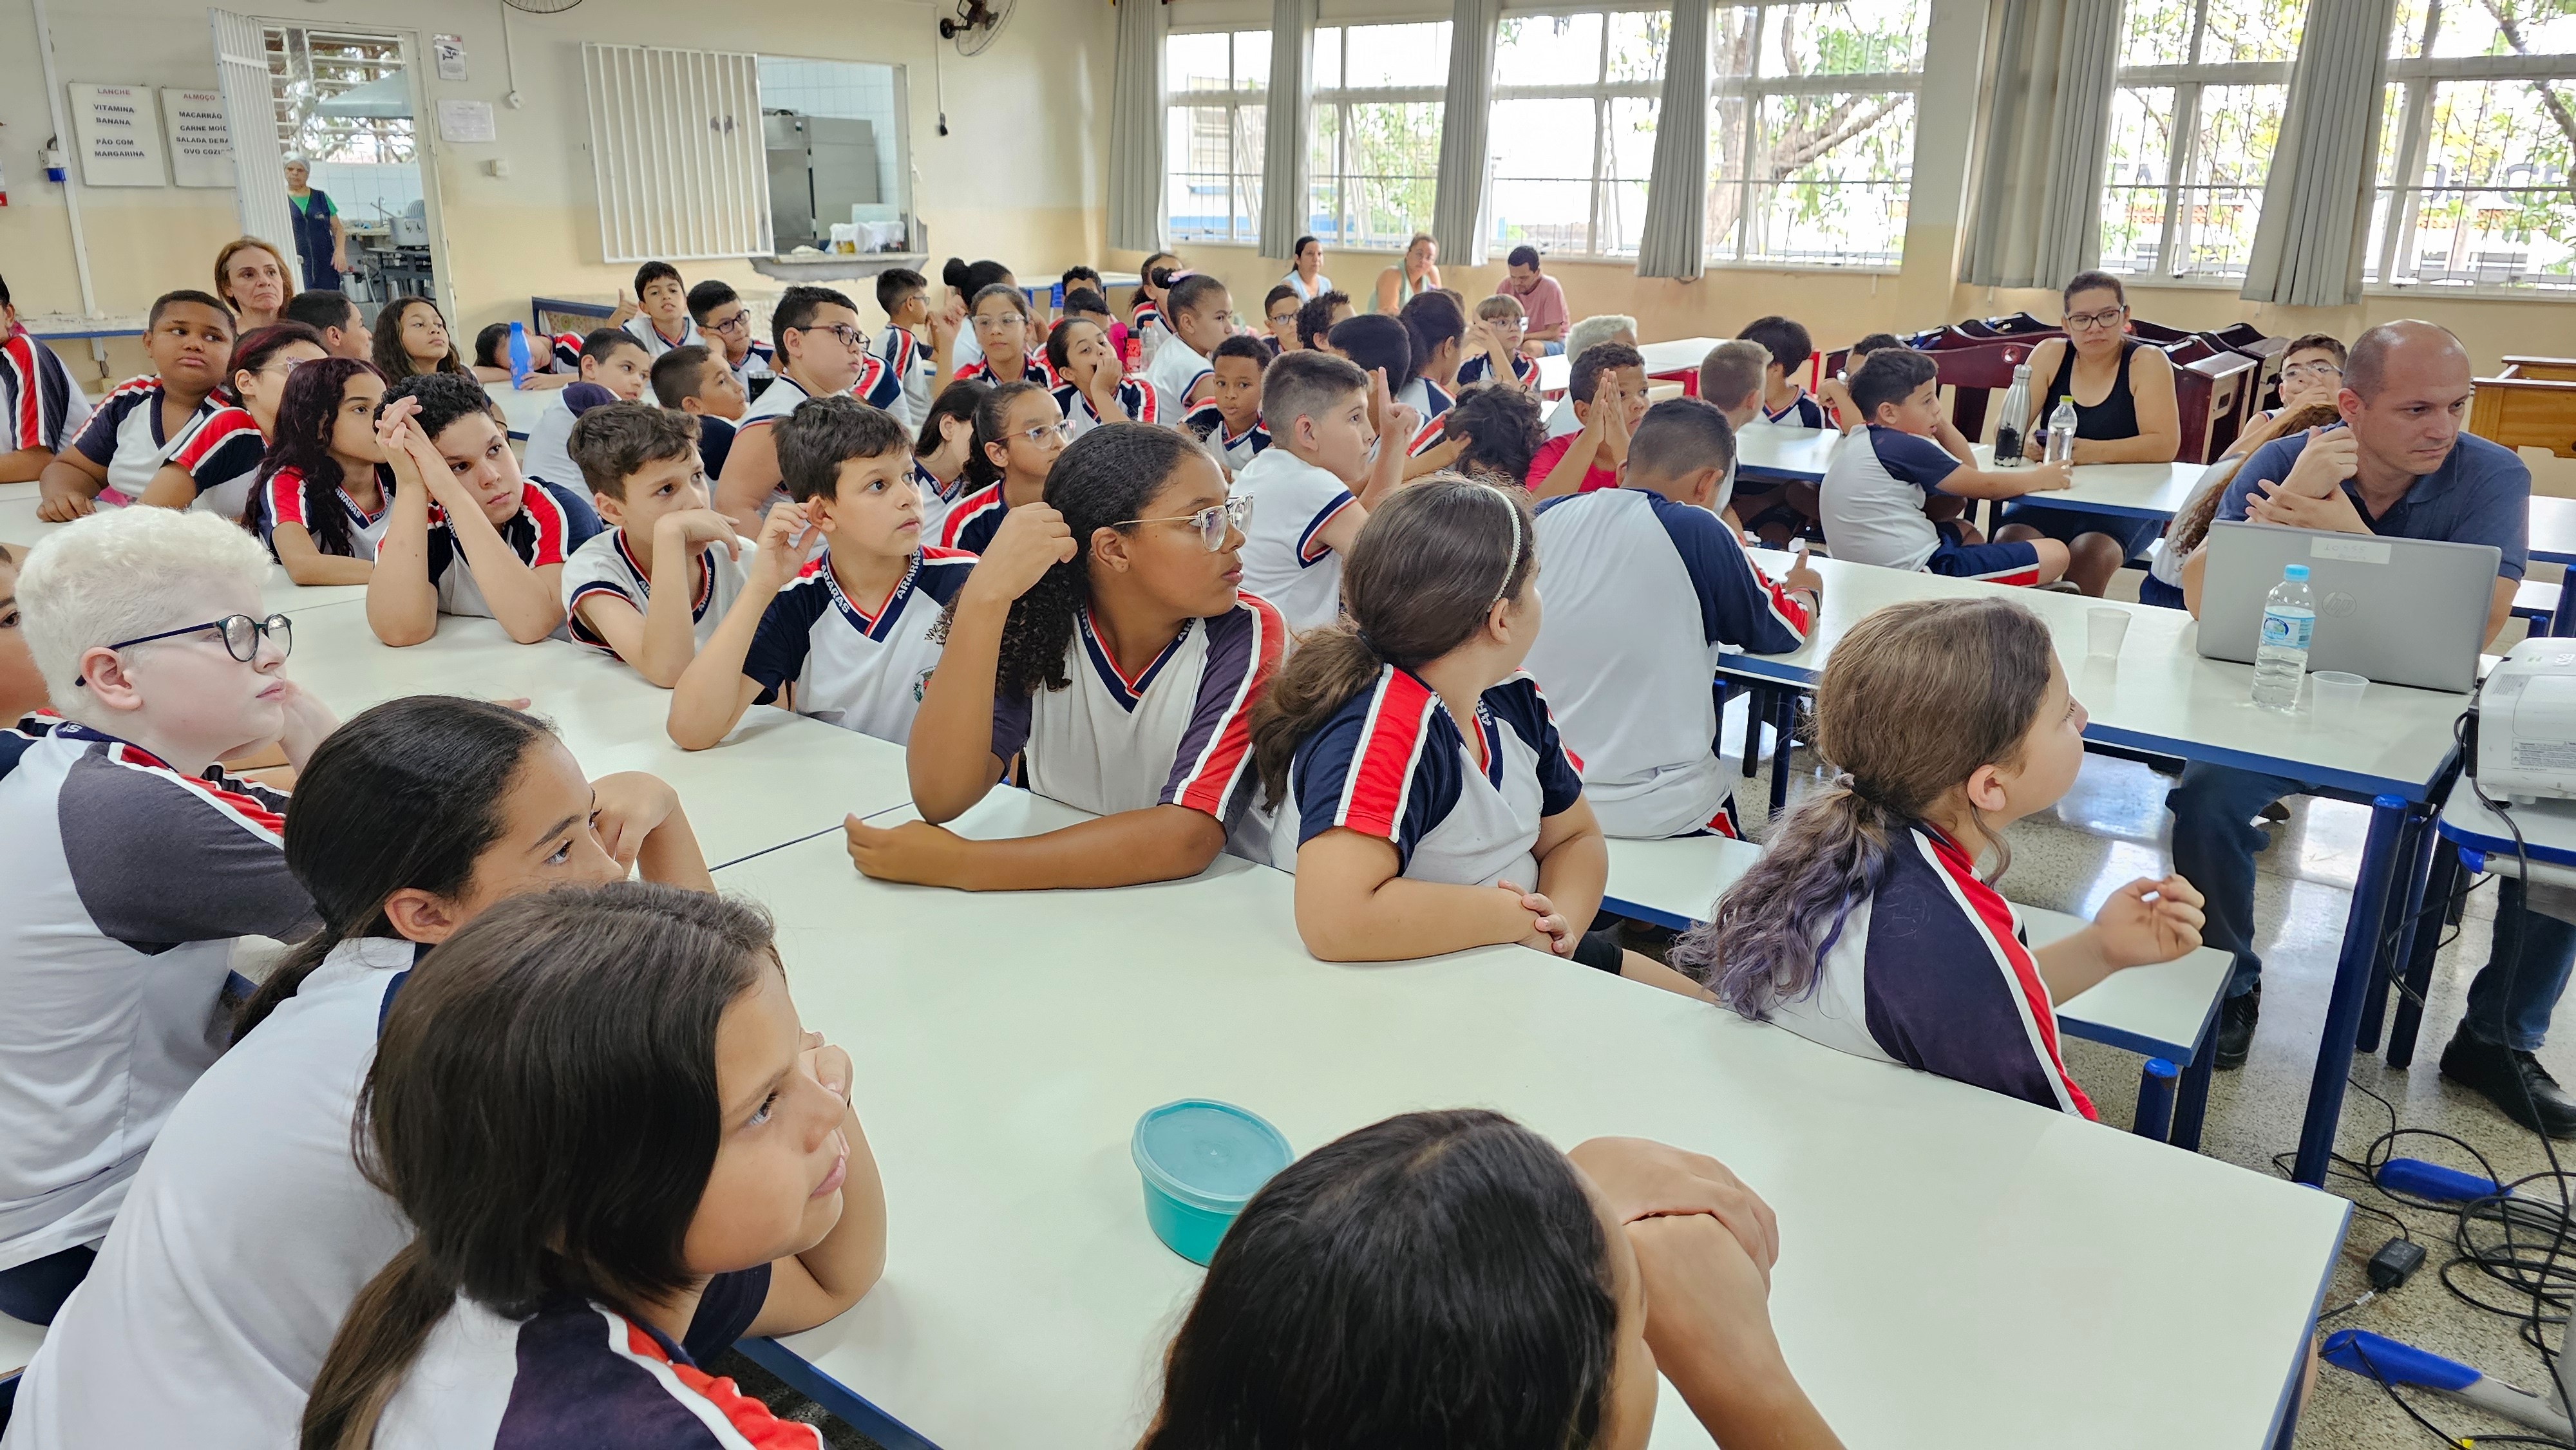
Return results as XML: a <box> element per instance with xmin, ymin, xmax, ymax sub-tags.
<box><xmin>1245</xmin><ymin>478</ymin><xmax>1699</xmax><ymax>995</ymax></box>
<box><xmin>936</xmin><ymin>381</ymin><xmax>1072</xmax><ymax>555</ymax></box>
<box><xmin>848</xmin><ymin>422</ymin><xmax>1282</xmax><ymax>891</ymax></box>
<box><xmin>1992</xmin><ymin>270</ymin><xmax>2184</xmax><ymax>596</ymax></box>
<box><xmin>957</xmin><ymin>283</ymin><xmax>1056</xmax><ymax>390</ymax></box>
<box><xmin>0</xmin><ymin>507</ymin><xmax>336</xmax><ymax>1325</ymax></box>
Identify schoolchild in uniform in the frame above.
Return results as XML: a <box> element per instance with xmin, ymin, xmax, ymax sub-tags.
<box><xmin>1672</xmin><ymin>598</ymin><xmax>2205</xmax><ymax>1115</ymax></box>
<box><xmin>1226</xmin><ymin>350</ymin><xmax>1401</xmax><ymax>635</ymax></box>
<box><xmin>1738</xmin><ymin>316</ymin><xmax>1826</xmax><ymax>429</ymax></box>
<box><xmin>37</xmin><ymin>292</ymin><xmax>241</xmax><ymax>522</ymax></box>
<box><xmin>870</xmin><ymin>267</ymin><xmax>947</xmax><ymax>431</ymax></box>
<box><xmin>1049</xmin><ymin>315</ymin><xmax>1159</xmax><ymax>438</ymax></box>
<box><xmin>115</xmin><ymin>321</ymin><xmax>324</xmax><ymax>519</ymax></box>
<box><xmin>558</xmin><ymin>402</ymin><xmax>748</xmax><ymax>686</ymax></box>
<box><xmin>688</xmin><ymin>280</ymin><xmax>776</xmax><ymax>396</ymax></box>
<box><xmin>1144</xmin><ymin>273</ymin><xmax>1235</xmax><ymax>417</ymax></box>
<box><xmin>846</xmin><ymin>423</ymin><xmax>1282</xmax><ymax>889</ymax></box>
<box><xmin>1184</xmin><ymin>335</ymin><xmax>1274</xmax><ymax>473</ymax></box>
<box><xmin>650</xmin><ymin>343</ymin><xmax>748</xmax><ymax>483</ymax></box>
<box><xmin>1295</xmin><ymin>290</ymin><xmax>1356</xmax><ymax>354</ymax></box>
<box><xmin>935</xmin><ymin>380</ymin><xmax>1070</xmax><ymax>556</ymax></box>
<box><xmin>298</xmin><ymin>881</ymin><xmax>886</xmax><ymax>1450</ymax></box>
<box><xmin>621</xmin><ymin>260</ymin><xmax>704</xmax><ymax>359</ymax></box>
<box><xmin>365</xmin><ymin>373</ymin><xmax>574</xmax><ymax>646</ymax></box>
<box><xmin>281</xmin><ymin>289</ymin><xmax>373</xmax><ymax>362</ymax></box>
<box><xmin>1817</xmin><ymin>349</ymin><xmax>2073</xmax><ymax>587</ymax></box>
<box><xmin>2</xmin><ymin>272</ymin><xmax>95</xmax><ymax>484</ymax></box>
<box><xmin>910</xmin><ymin>378</ymin><xmax>989</xmax><ymax>540</ymax></box>
<box><xmin>715</xmin><ymin>285</ymin><xmax>882</xmax><ymax>529</ymax></box>
<box><xmin>956</xmin><ymin>283</ymin><xmax>1055</xmax><ymax>391</ymax></box>
<box><xmin>0</xmin><ymin>507</ymin><xmax>334</xmax><ymax>1324</ymax></box>
<box><xmin>370</xmin><ymin>297</ymin><xmax>470</xmax><ymax>386</ymax></box>
<box><xmin>1528</xmin><ymin>343</ymin><xmax>1649</xmax><ymax>498</ymax></box>
<box><xmin>1130</xmin><ymin>252</ymin><xmax>1181</xmax><ymax>352</ymax></box>
<box><xmin>1456</xmin><ymin>294</ymin><xmax>1539</xmax><ymax>389</ymax></box>
<box><xmin>0</xmin><ymin>697</ymin><xmax>713</xmax><ymax>1450</ymax></box>
<box><xmin>252</xmin><ymin>355</ymin><xmax>391</xmax><ymax>584</ymax></box>
<box><xmin>1142</xmin><ymin>1111</ymin><xmax>1842</xmax><ymax>1450</ymax></box>
<box><xmin>520</xmin><ymin>328</ymin><xmax>651</xmax><ymax>496</ymax></box>
<box><xmin>670</xmin><ymin>395</ymin><xmax>972</xmax><ymax>751</ymax></box>
<box><xmin>1248</xmin><ymin>478</ymin><xmax>1700</xmax><ymax>995</ymax></box>
<box><xmin>940</xmin><ymin>258</ymin><xmax>1018</xmax><ymax>375</ymax></box>
<box><xmin>1525</xmin><ymin>399</ymin><xmax>1821</xmax><ymax>840</ymax></box>
<box><xmin>1263</xmin><ymin>284</ymin><xmax>1303</xmax><ymax>354</ymax></box>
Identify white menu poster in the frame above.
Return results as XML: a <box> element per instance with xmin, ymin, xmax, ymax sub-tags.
<box><xmin>162</xmin><ymin>89</ymin><xmax>234</xmax><ymax>188</ymax></box>
<box><xmin>69</xmin><ymin>83</ymin><xmax>166</xmax><ymax>187</ymax></box>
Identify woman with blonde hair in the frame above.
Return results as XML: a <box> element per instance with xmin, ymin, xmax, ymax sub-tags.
<box><xmin>214</xmin><ymin>236</ymin><xmax>296</xmax><ymax>331</ymax></box>
<box><xmin>1371</xmin><ymin>232</ymin><xmax>1443</xmax><ymax>315</ymax></box>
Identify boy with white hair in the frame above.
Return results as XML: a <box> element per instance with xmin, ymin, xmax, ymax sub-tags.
<box><xmin>1545</xmin><ymin>314</ymin><xmax>1638</xmax><ymax>439</ymax></box>
<box><xmin>0</xmin><ymin>507</ymin><xmax>333</xmax><ymax>1324</ymax></box>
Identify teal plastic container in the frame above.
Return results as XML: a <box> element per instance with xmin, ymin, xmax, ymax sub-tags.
<box><xmin>1130</xmin><ymin>1099</ymin><xmax>1292</xmax><ymax>1266</ymax></box>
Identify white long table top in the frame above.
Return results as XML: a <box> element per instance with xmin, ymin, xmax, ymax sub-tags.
<box><xmin>1535</xmin><ymin>336</ymin><xmax>1725</xmax><ymax>398</ymax></box>
<box><xmin>2532</xmin><ymin>495</ymin><xmax>2576</xmax><ymax>567</ymax></box>
<box><xmin>1734</xmin><ymin>422</ymin><xmax>1843</xmax><ymax>480</ymax></box>
<box><xmin>2439</xmin><ymin>789</ymin><xmax>2576</xmax><ymax>892</ymax></box>
<box><xmin>727</xmin><ymin>789</ymin><xmax>2345</xmax><ymax>1450</ymax></box>
<box><xmin>1970</xmin><ymin>445</ymin><xmax>2208</xmax><ymax>521</ymax></box>
<box><xmin>486</xmin><ymin>382</ymin><xmax>553</xmax><ymax>442</ymax></box>
<box><xmin>1736</xmin><ymin>554</ymin><xmax>2467</xmax><ymax>800</ymax></box>
<box><xmin>1599</xmin><ymin>835</ymin><xmax>2230</xmax><ymax>1062</ymax></box>
<box><xmin>284</xmin><ymin>603</ymin><xmax>914</xmax><ymax>867</ymax></box>
<box><xmin>0</xmin><ymin>493</ymin><xmax>368</xmax><ymax>616</ymax></box>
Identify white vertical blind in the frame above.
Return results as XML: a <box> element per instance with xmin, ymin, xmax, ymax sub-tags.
<box><xmin>582</xmin><ymin>43</ymin><xmax>772</xmax><ymax>263</ymax></box>
<box><xmin>209</xmin><ymin>8</ymin><xmax>303</xmax><ymax>284</ymax></box>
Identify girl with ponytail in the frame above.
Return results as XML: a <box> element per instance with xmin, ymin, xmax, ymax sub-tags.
<box><xmin>301</xmin><ymin>881</ymin><xmax>884</xmax><ymax>1450</ymax></box>
<box><xmin>251</xmin><ymin>355</ymin><xmax>391</xmax><ymax>584</ymax></box>
<box><xmin>848</xmin><ymin>422</ymin><xmax>1284</xmax><ymax>890</ymax></box>
<box><xmin>8</xmin><ymin>697</ymin><xmax>719</xmax><ymax>1448</ymax></box>
<box><xmin>936</xmin><ymin>379</ymin><xmax>1068</xmax><ymax>555</ymax></box>
<box><xmin>1669</xmin><ymin>597</ymin><xmax>2206</xmax><ymax>1117</ymax></box>
<box><xmin>1249</xmin><ymin>476</ymin><xmax>1699</xmax><ymax>997</ymax></box>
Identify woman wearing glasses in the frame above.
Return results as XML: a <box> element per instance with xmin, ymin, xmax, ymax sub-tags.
<box><xmin>1993</xmin><ymin>270</ymin><xmax>2182</xmax><ymax>596</ymax></box>
<box><xmin>0</xmin><ymin>506</ymin><xmax>334</xmax><ymax>1325</ymax></box>
<box><xmin>957</xmin><ymin>284</ymin><xmax>1058</xmax><ymax>390</ymax></box>
<box><xmin>848</xmin><ymin>423</ymin><xmax>1280</xmax><ymax>890</ymax></box>
<box><xmin>937</xmin><ymin>381</ymin><xmax>1073</xmax><ymax>555</ymax></box>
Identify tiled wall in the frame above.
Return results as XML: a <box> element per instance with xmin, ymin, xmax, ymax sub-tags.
<box><xmin>757</xmin><ymin>56</ymin><xmax>907</xmax><ymax>219</ymax></box>
<box><xmin>308</xmin><ymin>160</ymin><xmax>424</xmax><ymax>225</ymax></box>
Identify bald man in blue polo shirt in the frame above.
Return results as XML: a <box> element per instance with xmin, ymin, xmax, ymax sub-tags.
<box><xmin>2170</xmin><ymin>321</ymin><xmax>2570</xmax><ymax>1133</ymax></box>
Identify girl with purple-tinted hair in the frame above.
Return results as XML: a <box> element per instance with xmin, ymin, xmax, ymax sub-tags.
<box><xmin>1669</xmin><ymin>597</ymin><xmax>2206</xmax><ymax>1117</ymax></box>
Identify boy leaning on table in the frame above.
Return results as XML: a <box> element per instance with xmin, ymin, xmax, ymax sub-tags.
<box><xmin>2168</xmin><ymin>321</ymin><xmax>2560</xmax><ymax>1131</ymax></box>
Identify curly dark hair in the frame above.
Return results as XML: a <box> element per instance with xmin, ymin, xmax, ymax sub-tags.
<box><xmin>1441</xmin><ymin>381</ymin><xmax>1545</xmax><ymax>489</ymax></box>
<box><xmin>981</xmin><ymin>423</ymin><xmax>1206</xmax><ymax>702</ymax></box>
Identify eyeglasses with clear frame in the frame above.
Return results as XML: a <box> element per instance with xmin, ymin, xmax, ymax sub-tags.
<box><xmin>1115</xmin><ymin>494</ymin><xmax>1253</xmax><ymax>552</ymax></box>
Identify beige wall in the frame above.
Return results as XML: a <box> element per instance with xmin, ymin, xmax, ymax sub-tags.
<box><xmin>2</xmin><ymin>0</ymin><xmax>1113</xmax><ymax>386</ymax></box>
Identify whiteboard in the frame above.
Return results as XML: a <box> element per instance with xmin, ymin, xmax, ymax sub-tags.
<box><xmin>68</xmin><ymin>83</ymin><xmax>166</xmax><ymax>187</ymax></box>
<box><xmin>162</xmin><ymin>88</ymin><xmax>235</xmax><ymax>188</ymax></box>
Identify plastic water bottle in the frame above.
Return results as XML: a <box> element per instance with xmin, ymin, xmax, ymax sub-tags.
<box><xmin>1992</xmin><ymin>363</ymin><xmax>2031</xmax><ymax>467</ymax></box>
<box><xmin>506</xmin><ymin>321</ymin><xmax>531</xmax><ymax>388</ymax></box>
<box><xmin>2044</xmin><ymin>396</ymin><xmax>2079</xmax><ymax>464</ymax></box>
<box><xmin>2251</xmin><ymin>564</ymin><xmax>2315</xmax><ymax>711</ymax></box>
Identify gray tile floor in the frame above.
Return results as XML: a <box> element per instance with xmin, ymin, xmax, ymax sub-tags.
<box><xmin>1739</xmin><ymin>722</ymin><xmax>2576</xmax><ymax>1450</ymax></box>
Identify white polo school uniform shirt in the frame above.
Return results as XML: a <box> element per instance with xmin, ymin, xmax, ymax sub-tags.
<box><xmin>1227</xmin><ymin>446</ymin><xmax>1358</xmax><ymax>636</ymax></box>
<box><xmin>743</xmin><ymin>548</ymin><xmax>976</xmax><ymax>744</ymax></box>
<box><xmin>560</xmin><ymin>526</ymin><xmax>752</xmax><ymax>658</ymax></box>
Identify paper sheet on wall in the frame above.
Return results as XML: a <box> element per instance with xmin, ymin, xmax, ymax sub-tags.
<box><xmin>68</xmin><ymin>83</ymin><xmax>166</xmax><ymax>187</ymax></box>
<box><xmin>435</xmin><ymin>99</ymin><xmax>496</xmax><ymax>143</ymax></box>
<box><xmin>162</xmin><ymin>89</ymin><xmax>234</xmax><ymax>188</ymax></box>
<box><xmin>433</xmin><ymin>35</ymin><xmax>468</xmax><ymax>82</ymax></box>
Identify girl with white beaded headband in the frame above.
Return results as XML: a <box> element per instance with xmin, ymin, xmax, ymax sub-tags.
<box><xmin>1249</xmin><ymin>475</ymin><xmax>1704</xmax><ymax>996</ymax></box>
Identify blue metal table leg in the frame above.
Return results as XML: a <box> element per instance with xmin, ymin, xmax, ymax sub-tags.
<box><xmin>2294</xmin><ymin>795</ymin><xmax>2411</xmax><ymax>1187</ymax></box>
<box><xmin>2355</xmin><ymin>811</ymin><xmax>2432</xmax><ymax>1054</ymax></box>
<box><xmin>2134</xmin><ymin>1058</ymin><xmax>2179</xmax><ymax>1140</ymax></box>
<box><xmin>2385</xmin><ymin>840</ymin><xmax>2463</xmax><ymax>1069</ymax></box>
<box><xmin>1768</xmin><ymin>690</ymin><xmax>1796</xmax><ymax>816</ymax></box>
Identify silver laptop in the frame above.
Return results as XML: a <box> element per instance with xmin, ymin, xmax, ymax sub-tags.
<box><xmin>2197</xmin><ymin>520</ymin><xmax>2499</xmax><ymax>693</ymax></box>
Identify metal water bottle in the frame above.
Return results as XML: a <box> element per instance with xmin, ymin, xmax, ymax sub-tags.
<box><xmin>1993</xmin><ymin>363</ymin><xmax>2032</xmax><ymax>467</ymax></box>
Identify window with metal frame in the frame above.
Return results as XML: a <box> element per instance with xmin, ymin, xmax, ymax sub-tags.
<box><xmin>2099</xmin><ymin>0</ymin><xmax>2306</xmax><ymax>281</ymax></box>
<box><xmin>1166</xmin><ymin>30</ymin><xmax>1269</xmax><ymax>244</ymax></box>
<box><xmin>1705</xmin><ymin>0</ymin><xmax>1927</xmax><ymax>269</ymax></box>
<box><xmin>1486</xmin><ymin>7</ymin><xmax>1671</xmax><ymax>260</ymax></box>
<box><xmin>2367</xmin><ymin>0</ymin><xmax>2576</xmax><ymax>292</ymax></box>
<box><xmin>1309</xmin><ymin>21</ymin><xmax>1453</xmax><ymax>250</ymax></box>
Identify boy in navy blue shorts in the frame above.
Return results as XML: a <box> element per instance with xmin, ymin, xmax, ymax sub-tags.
<box><xmin>1820</xmin><ymin>348</ymin><xmax>2074</xmax><ymax>585</ymax></box>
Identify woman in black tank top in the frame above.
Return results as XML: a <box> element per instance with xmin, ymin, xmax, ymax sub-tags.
<box><xmin>1993</xmin><ymin>272</ymin><xmax>2183</xmax><ymax>595</ymax></box>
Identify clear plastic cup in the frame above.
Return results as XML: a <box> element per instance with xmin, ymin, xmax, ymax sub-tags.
<box><xmin>2087</xmin><ymin>608</ymin><xmax>2131</xmax><ymax>658</ymax></box>
<box><xmin>2310</xmin><ymin>671</ymin><xmax>2367</xmax><ymax>712</ymax></box>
